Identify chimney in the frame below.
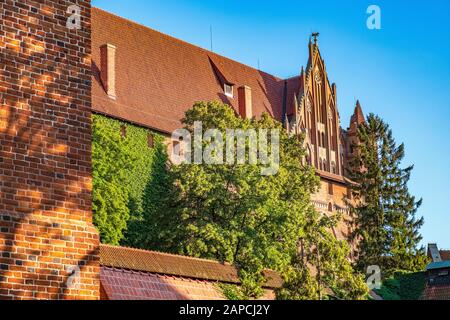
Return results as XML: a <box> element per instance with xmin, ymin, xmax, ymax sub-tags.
<box><xmin>100</xmin><ymin>43</ymin><xmax>117</xmax><ymax>99</ymax></box>
<box><xmin>238</xmin><ymin>85</ymin><xmax>252</xmax><ymax>119</ymax></box>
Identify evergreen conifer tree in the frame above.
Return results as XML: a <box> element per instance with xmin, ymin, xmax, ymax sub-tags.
<box><xmin>348</xmin><ymin>114</ymin><xmax>427</xmax><ymax>276</ymax></box>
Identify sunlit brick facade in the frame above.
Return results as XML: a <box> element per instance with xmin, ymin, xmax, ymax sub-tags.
<box><xmin>90</xmin><ymin>8</ymin><xmax>365</xmax><ymax>243</ymax></box>
<box><xmin>0</xmin><ymin>0</ymin><xmax>99</xmax><ymax>300</ymax></box>
<box><xmin>0</xmin><ymin>3</ymin><xmax>365</xmax><ymax>300</ymax></box>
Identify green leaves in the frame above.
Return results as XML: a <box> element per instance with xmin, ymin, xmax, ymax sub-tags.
<box><xmin>93</xmin><ymin>102</ymin><xmax>369</xmax><ymax>300</ymax></box>
<box><xmin>140</xmin><ymin>101</ymin><xmax>367</xmax><ymax>299</ymax></box>
<box><xmin>348</xmin><ymin>113</ymin><xmax>427</xmax><ymax>276</ymax></box>
<box><xmin>92</xmin><ymin>114</ymin><xmax>169</xmax><ymax>246</ymax></box>
<box><xmin>140</xmin><ymin>101</ymin><xmax>318</xmax><ymax>297</ymax></box>
<box><xmin>279</xmin><ymin>210</ymin><xmax>368</xmax><ymax>300</ymax></box>
<box><xmin>375</xmin><ymin>271</ymin><xmax>426</xmax><ymax>300</ymax></box>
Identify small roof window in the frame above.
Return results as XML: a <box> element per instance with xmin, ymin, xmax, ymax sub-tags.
<box><xmin>224</xmin><ymin>83</ymin><xmax>234</xmax><ymax>98</ymax></box>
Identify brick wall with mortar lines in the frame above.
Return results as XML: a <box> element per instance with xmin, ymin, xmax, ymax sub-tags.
<box><xmin>0</xmin><ymin>0</ymin><xmax>99</xmax><ymax>299</ymax></box>
<box><xmin>311</xmin><ymin>180</ymin><xmax>354</xmax><ymax>244</ymax></box>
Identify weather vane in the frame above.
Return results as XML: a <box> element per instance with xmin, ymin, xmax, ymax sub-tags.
<box><xmin>311</xmin><ymin>32</ymin><xmax>320</xmax><ymax>44</ymax></box>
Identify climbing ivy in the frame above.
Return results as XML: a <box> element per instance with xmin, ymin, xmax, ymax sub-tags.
<box><xmin>92</xmin><ymin>114</ymin><xmax>169</xmax><ymax>245</ymax></box>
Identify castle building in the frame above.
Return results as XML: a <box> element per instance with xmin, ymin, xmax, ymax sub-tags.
<box><xmin>91</xmin><ymin>8</ymin><xmax>365</xmax><ymax>242</ymax></box>
<box><xmin>0</xmin><ymin>2</ymin><xmax>364</xmax><ymax>300</ymax></box>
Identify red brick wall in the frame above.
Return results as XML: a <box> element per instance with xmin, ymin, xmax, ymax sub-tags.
<box><xmin>0</xmin><ymin>0</ymin><xmax>99</xmax><ymax>299</ymax></box>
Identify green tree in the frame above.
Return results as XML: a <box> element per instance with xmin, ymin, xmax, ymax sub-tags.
<box><xmin>375</xmin><ymin>271</ymin><xmax>426</xmax><ymax>300</ymax></box>
<box><xmin>278</xmin><ymin>210</ymin><xmax>368</xmax><ymax>300</ymax></box>
<box><xmin>348</xmin><ymin>114</ymin><xmax>427</xmax><ymax>276</ymax></box>
<box><xmin>141</xmin><ymin>101</ymin><xmax>367</xmax><ymax>299</ymax></box>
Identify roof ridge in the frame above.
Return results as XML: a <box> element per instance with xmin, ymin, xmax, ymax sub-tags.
<box><xmin>284</xmin><ymin>75</ymin><xmax>301</xmax><ymax>81</ymax></box>
<box><xmin>100</xmin><ymin>244</ymin><xmax>233</xmax><ymax>266</ymax></box>
<box><xmin>93</xmin><ymin>7</ymin><xmax>287</xmax><ymax>81</ymax></box>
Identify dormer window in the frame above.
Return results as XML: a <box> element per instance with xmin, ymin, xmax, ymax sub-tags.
<box><xmin>331</xmin><ymin>161</ymin><xmax>337</xmax><ymax>174</ymax></box>
<box><xmin>224</xmin><ymin>83</ymin><xmax>234</xmax><ymax>98</ymax></box>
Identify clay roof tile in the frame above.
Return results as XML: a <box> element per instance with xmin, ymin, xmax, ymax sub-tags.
<box><xmin>99</xmin><ymin>244</ymin><xmax>283</xmax><ymax>289</ymax></box>
<box><xmin>92</xmin><ymin>7</ymin><xmax>288</xmax><ymax>133</ymax></box>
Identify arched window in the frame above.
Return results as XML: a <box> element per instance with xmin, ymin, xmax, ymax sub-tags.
<box><xmin>328</xmin><ymin>203</ymin><xmax>333</xmax><ymax>212</ymax></box>
<box><xmin>306</xmin><ymin>98</ymin><xmax>312</xmax><ymax>129</ymax></box>
<box><xmin>329</xmin><ymin>119</ymin><xmax>334</xmax><ymax>137</ymax></box>
<box><xmin>322</xmin><ymin>159</ymin><xmax>327</xmax><ymax>172</ymax></box>
<box><xmin>331</xmin><ymin>161</ymin><xmax>337</xmax><ymax>174</ymax></box>
<box><xmin>173</xmin><ymin>140</ymin><xmax>181</xmax><ymax>156</ymax></box>
<box><xmin>319</xmin><ymin>107</ymin><xmax>323</xmax><ymax>123</ymax></box>
<box><xmin>306</xmin><ymin>145</ymin><xmax>312</xmax><ymax>165</ymax></box>
<box><xmin>328</xmin><ymin>108</ymin><xmax>334</xmax><ymax>136</ymax></box>
<box><xmin>347</xmin><ymin>188</ymin><xmax>353</xmax><ymax>200</ymax></box>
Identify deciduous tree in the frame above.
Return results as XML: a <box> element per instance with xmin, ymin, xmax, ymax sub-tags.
<box><xmin>142</xmin><ymin>101</ymin><xmax>367</xmax><ymax>299</ymax></box>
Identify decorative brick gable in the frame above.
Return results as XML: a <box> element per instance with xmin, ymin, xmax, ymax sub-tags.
<box><xmin>0</xmin><ymin>0</ymin><xmax>99</xmax><ymax>300</ymax></box>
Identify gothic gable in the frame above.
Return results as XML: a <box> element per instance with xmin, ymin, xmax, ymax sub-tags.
<box><xmin>291</xmin><ymin>37</ymin><xmax>343</xmax><ymax>177</ymax></box>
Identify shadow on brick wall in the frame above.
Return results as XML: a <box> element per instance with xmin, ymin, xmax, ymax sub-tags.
<box><xmin>0</xmin><ymin>1</ymin><xmax>98</xmax><ymax>300</ymax></box>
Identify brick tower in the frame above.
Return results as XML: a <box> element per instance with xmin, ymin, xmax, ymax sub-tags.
<box><xmin>0</xmin><ymin>0</ymin><xmax>99</xmax><ymax>299</ymax></box>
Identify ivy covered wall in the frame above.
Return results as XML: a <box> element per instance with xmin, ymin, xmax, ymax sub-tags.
<box><xmin>92</xmin><ymin>114</ymin><xmax>169</xmax><ymax>245</ymax></box>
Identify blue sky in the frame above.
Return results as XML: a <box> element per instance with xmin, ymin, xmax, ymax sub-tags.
<box><xmin>92</xmin><ymin>0</ymin><xmax>450</xmax><ymax>249</ymax></box>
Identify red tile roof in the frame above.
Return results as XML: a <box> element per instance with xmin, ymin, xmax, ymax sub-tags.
<box><xmin>100</xmin><ymin>267</ymin><xmax>225</xmax><ymax>300</ymax></box>
<box><xmin>99</xmin><ymin>245</ymin><xmax>283</xmax><ymax>289</ymax></box>
<box><xmin>100</xmin><ymin>267</ymin><xmax>276</xmax><ymax>300</ymax></box>
<box><xmin>92</xmin><ymin>8</ymin><xmax>297</xmax><ymax>134</ymax></box>
<box><xmin>350</xmin><ymin>100</ymin><xmax>365</xmax><ymax>126</ymax></box>
<box><xmin>285</xmin><ymin>76</ymin><xmax>302</xmax><ymax>116</ymax></box>
<box><xmin>421</xmin><ymin>284</ymin><xmax>450</xmax><ymax>300</ymax></box>
<box><xmin>440</xmin><ymin>251</ymin><xmax>450</xmax><ymax>261</ymax></box>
